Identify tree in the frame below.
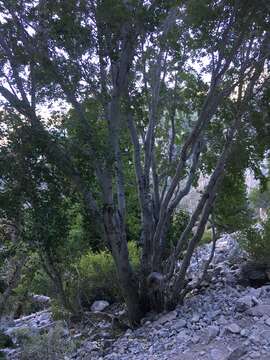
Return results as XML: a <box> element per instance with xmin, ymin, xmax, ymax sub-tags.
<box><xmin>0</xmin><ymin>0</ymin><xmax>269</xmax><ymax>325</ymax></box>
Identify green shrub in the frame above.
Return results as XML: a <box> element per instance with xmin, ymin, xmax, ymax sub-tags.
<box><xmin>51</xmin><ymin>301</ymin><xmax>72</xmax><ymax>322</ymax></box>
<box><xmin>239</xmin><ymin>220</ymin><xmax>270</xmax><ymax>263</ymax></box>
<box><xmin>16</xmin><ymin>322</ymin><xmax>76</xmax><ymax>360</ymax></box>
<box><xmin>75</xmin><ymin>241</ymin><xmax>140</xmax><ymax>307</ymax></box>
<box><xmin>200</xmin><ymin>228</ymin><xmax>213</xmax><ymax>245</ymax></box>
<box><xmin>0</xmin><ymin>330</ymin><xmax>13</xmax><ymax>349</ymax></box>
<box><xmin>167</xmin><ymin>209</ymin><xmax>190</xmax><ymax>252</ymax></box>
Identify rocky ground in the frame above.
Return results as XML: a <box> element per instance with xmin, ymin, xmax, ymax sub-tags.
<box><xmin>2</xmin><ymin>234</ymin><xmax>270</xmax><ymax>360</ymax></box>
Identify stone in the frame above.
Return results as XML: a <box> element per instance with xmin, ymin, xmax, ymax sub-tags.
<box><xmin>249</xmin><ymin>352</ymin><xmax>261</xmax><ymax>359</ymax></box>
<box><xmin>205</xmin><ymin>325</ymin><xmax>220</xmax><ymax>343</ymax></box>
<box><xmin>226</xmin><ymin>323</ymin><xmax>241</xmax><ymax>334</ymax></box>
<box><xmin>265</xmin><ymin>318</ymin><xmax>270</xmax><ymax>326</ymax></box>
<box><xmin>248</xmin><ymin>304</ymin><xmax>270</xmax><ymax>317</ymax></box>
<box><xmin>260</xmin><ymin>330</ymin><xmax>270</xmax><ymax>343</ymax></box>
<box><xmin>191</xmin><ymin>313</ymin><xmax>200</xmax><ymax>323</ymax></box>
<box><xmin>235</xmin><ymin>295</ymin><xmax>256</xmax><ymax>312</ymax></box>
<box><xmin>154</xmin><ymin>311</ymin><xmax>178</xmax><ymax>326</ymax></box>
<box><xmin>91</xmin><ymin>300</ymin><xmax>110</xmax><ymax>312</ymax></box>
<box><xmin>210</xmin><ymin>348</ymin><xmax>227</xmax><ymax>360</ymax></box>
<box><xmin>226</xmin><ymin>346</ymin><xmax>247</xmax><ymax>360</ymax></box>
<box><xmin>174</xmin><ymin>319</ymin><xmax>187</xmax><ymax>329</ymax></box>
<box><xmin>240</xmin><ymin>328</ymin><xmax>248</xmax><ymax>337</ymax></box>
<box><xmin>191</xmin><ymin>334</ymin><xmax>200</xmax><ymax>344</ymax></box>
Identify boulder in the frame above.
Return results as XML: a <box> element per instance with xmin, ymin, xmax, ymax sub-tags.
<box><xmin>235</xmin><ymin>295</ymin><xmax>257</xmax><ymax>312</ymax></box>
<box><xmin>91</xmin><ymin>300</ymin><xmax>110</xmax><ymax>312</ymax></box>
<box><xmin>205</xmin><ymin>325</ymin><xmax>220</xmax><ymax>343</ymax></box>
<box><xmin>226</xmin><ymin>323</ymin><xmax>241</xmax><ymax>334</ymax></box>
<box><xmin>247</xmin><ymin>304</ymin><xmax>270</xmax><ymax>317</ymax></box>
<box><xmin>210</xmin><ymin>348</ymin><xmax>228</xmax><ymax>360</ymax></box>
<box><xmin>226</xmin><ymin>346</ymin><xmax>247</xmax><ymax>360</ymax></box>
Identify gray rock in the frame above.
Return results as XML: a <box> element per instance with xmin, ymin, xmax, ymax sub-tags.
<box><xmin>249</xmin><ymin>351</ymin><xmax>261</xmax><ymax>359</ymax></box>
<box><xmin>226</xmin><ymin>323</ymin><xmax>241</xmax><ymax>334</ymax></box>
<box><xmin>261</xmin><ymin>330</ymin><xmax>270</xmax><ymax>343</ymax></box>
<box><xmin>153</xmin><ymin>310</ymin><xmax>178</xmax><ymax>326</ymax></box>
<box><xmin>205</xmin><ymin>325</ymin><xmax>220</xmax><ymax>343</ymax></box>
<box><xmin>91</xmin><ymin>300</ymin><xmax>110</xmax><ymax>312</ymax></box>
<box><xmin>210</xmin><ymin>348</ymin><xmax>227</xmax><ymax>360</ymax></box>
<box><xmin>248</xmin><ymin>304</ymin><xmax>270</xmax><ymax>317</ymax></box>
<box><xmin>235</xmin><ymin>295</ymin><xmax>256</xmax><ymax>312</ymax></box>
<box><xmin>174</xmin><ymin>319</ymin><xmax>187</xmax><ymax>329</ymax></box>
<box><xmin>226</xmin><ymin>346</ymin><xmax>247</xmax><ymax>360</ymax></box>
<box><xmin>191</xmin><ymin>313</ymin><xmax>200</xmax><ymax>323</ymax></box>
<box><xmin>265</xmin><ymin>318</ymin><xmax>270</xmax><ymax>326</ymax></box>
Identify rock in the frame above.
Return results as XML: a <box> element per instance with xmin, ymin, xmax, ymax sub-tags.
<box><xmin>265</xmin><ymin>318</ymin><xmax>270</xmax><ymax>326</ymax></box>
<box><xmin>174</xmin><ymin>319</ymin><xmax>187</xmax><ymax>329</ymax></box>
<box><xmin>210</xmin><ymin>348</ymin><xmax>227</xmax><ymax>360</ymax></box>
<box><xmin>249</xmin><ymin>351</ymin><xmax>261</xmax><ymax>359</ymax></box>
<box><xmin>248</xmin><ymin>304</ymin><xmax>270</xmax><ymax>317</ymax></box>
<box><xmin>235</xmin><ymin>295</ymin><xmax>256</xmax><ymax>312</ymax></box>
<box><xmin>226</xmin><ymin>323</ymin><xmax>241</xmax><ymax>334</ymax></box>
<box><xmin>154</xmin><ymin>311</ymin><xmax>178</xmax><ymax>326</ymax></box>
<box><xmin>261</xmin><ymin>330</ymin><xmax>270</xmax><ymax>343</ymax></box>
<box><xmin>240</xmin><ymin>328</ymin><xmax>248</xmax><ymax>337</ymax></box>
<box><xmin>191</xmin><ymin>313</ymin><xmax>200</xmax><ymax>323</ymax></box>
<box><xmin>191</xmin><ymin>334</ymin><xmax>200</xmax><ymax>344</ymax></box>
<box><xmin>205</xmin><ymin>325</ymin><xmax>220</xmax><ymax>343</ymax></box>
<box><xmin>226</xmin><ymin>345</ymin><xmax>247</xmax><ymax>360</ymax></box>
<box><xmin>91</xmin><ymin>300</ymin><xmax>110</xmax><ymax>312</ymax></box>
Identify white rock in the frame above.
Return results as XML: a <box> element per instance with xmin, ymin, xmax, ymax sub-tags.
<box><xmin>91</xmin><ymin>300</ymin><xmax>110</xmax><ymax>312</ymax></box>
<box><xmin>226</xmin><ymin>323</ymin><xmax>241</xmax><ymax>334</ymax></box>
<box><xmin>210</xmin><ymin>348</ymin><xmax>227</xmax><ymax>360</ymax></box>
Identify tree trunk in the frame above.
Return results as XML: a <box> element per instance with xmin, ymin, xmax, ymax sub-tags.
<box><xmin>103</xmin><ymin>205</ymin><xmax>143</xmax><ymax>326</ymax></box>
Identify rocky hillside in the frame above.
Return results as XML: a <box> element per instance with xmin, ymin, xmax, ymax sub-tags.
<box><xmin>2</xmin><ymin>235</ymin><xmax>270</xmax><ymax>360</ymax></box>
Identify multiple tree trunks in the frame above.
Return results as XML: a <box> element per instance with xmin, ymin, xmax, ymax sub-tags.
<box><xmin>0</xmin><ymin>1</ymin><xmax>269</xmax><ymax>325</ymax></box>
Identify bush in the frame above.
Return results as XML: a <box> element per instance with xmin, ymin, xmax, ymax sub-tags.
<box><xmin>200</xmin><ymin>228</ymin><xmax>213</xmax><ymax>245</ymax></box>
<box><xmin>75</xmin><ymin>241</ymin><xmax>140</xmax><ymax>307</ymax></box>
<box><xmin>167</xmin><ymin>209</ymin><xmax>190</xmax><ymax>251</ymax></box>
<box><xmin>15</xmin><ymin>322</ymin><xmax>76</xmax><ymax>360</ymax></box>
<box><xmin>239</xmin><ymin>219</ymin><xmax>270</xmax><ymax>263</ymax></box>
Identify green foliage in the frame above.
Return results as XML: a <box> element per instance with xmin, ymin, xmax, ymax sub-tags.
<box><xmin>0</xmin><ymin>331</ymin><xmax>13</xmax><ymax>349</ymax></box>
<box><xmin>51</xmin><ymin>301</ymin><xmax>72</xmax><ymax>322</ymax></box>
<box><xmin>200</xmin><ymin>228</ymin><xmax>213</xmax><ymax>245</ymax></box>
<box><xmin>214</xmin><ymin>171</ymin><xmax>253</xmax><ymax>232</ymax></box>
<box><xmin>239</xmin><ymin>219</ymin><xmax>270</xmax><ymax>263</ymax></box>
<box><xmin>15</xmin><ymin>323</ymin><xmax>76</xmax><ymax>360</ymax></box>
<box><xmin>76</xmin><ymin>241</ymin><xmax>140</xmax><ymax>306</ymax></box>
<box><xmin>167</xmin><ymin>209</ymin><xmax>190</xmax><ymax>249</ymax></box>
<box><xmin>249</xmin><ymin>184</ymin><xmax>270</xmax><ymax>212</ymax></box>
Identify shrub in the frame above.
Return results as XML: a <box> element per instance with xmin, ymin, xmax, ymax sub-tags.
<box><xmin>239</xmin><ymin>219</ymin><xmax>270</xmax><ymax>263</ymax></box>
<box><xmin>75</xmin><ymin>241</ymin><xmax>140</xmax><ymax>307</ymax></box>
<box><xmin>15</xmin><ymin>322</ymin><xmax>76</xmax><ymax>360</ymax></box>
<box><xmin>167</xmin><ymin>209</ymin><xmax>190</xmax><ymax>251</ymax></box>
<box><xmin>0</xmin><ymin>330</ymin><xmax>13</xmax><ymax>349</ymax></box>
<box><xmin>51</xmin><ymin>300</ymin><xmax>72</xmax><ymax>322</ymax></box>
<box><xmin>200</xmin><ymin>228</ymin><xmax>213</xmax><ymax>245</ymax></box>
